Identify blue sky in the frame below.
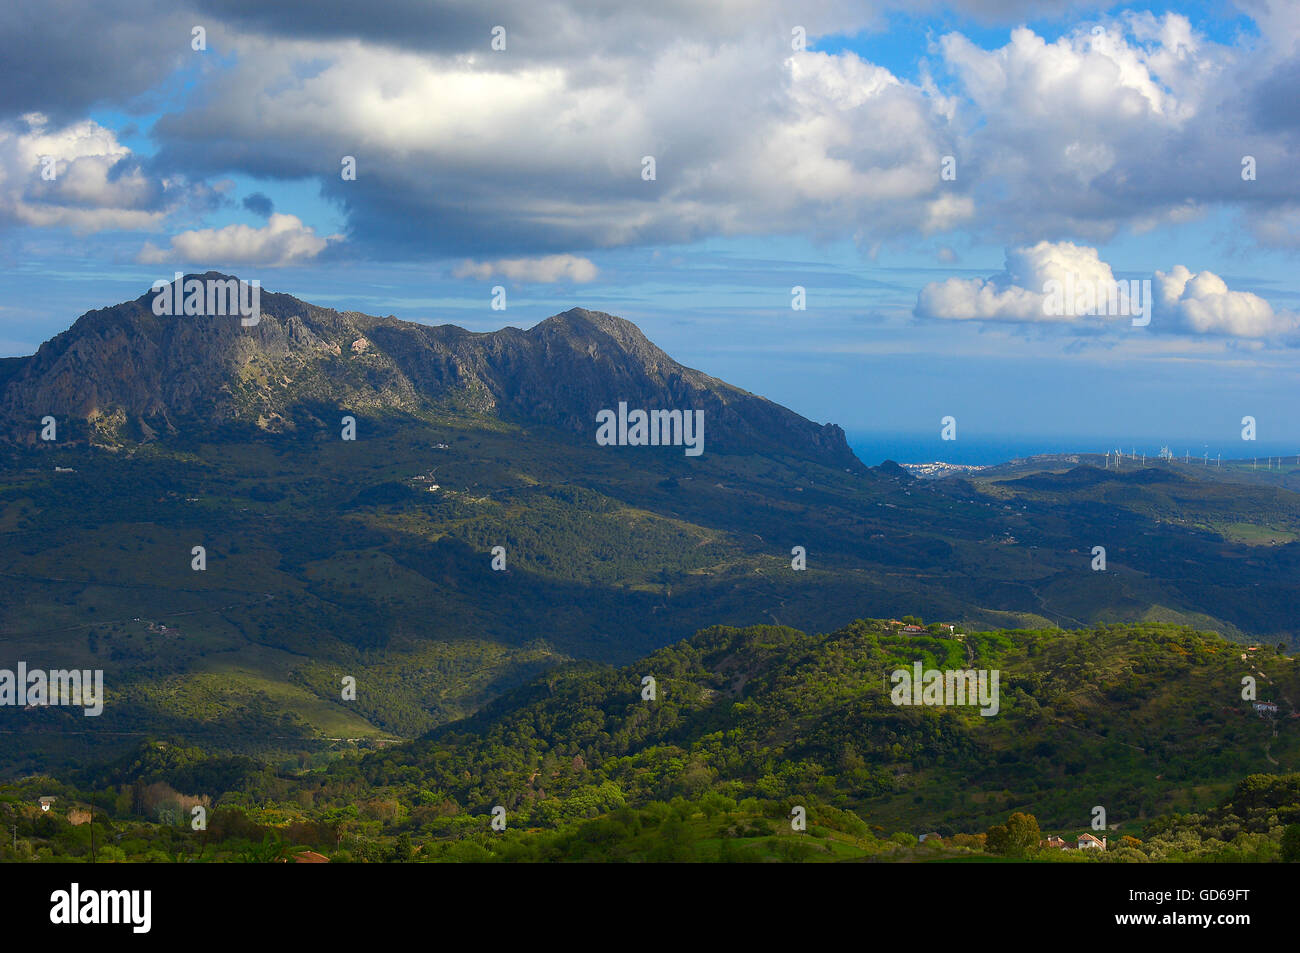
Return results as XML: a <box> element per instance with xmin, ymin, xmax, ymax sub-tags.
<box><xmin>2</xmin><ymin>0</ymin><xmax>1298</xmax><ymax>459</ymax></box>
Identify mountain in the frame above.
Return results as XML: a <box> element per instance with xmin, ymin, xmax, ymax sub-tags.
<box><xmin>1</xmin><ymin>281</ymin><xmax>1298</xmax><ymax>780</ymax></box>
<box><xmin>0</xmin><ymin>273</ymin><xmax>862</xmax><ymax>470</ymax></box>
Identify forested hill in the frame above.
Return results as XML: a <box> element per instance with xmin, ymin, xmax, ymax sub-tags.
<box><xmin>339</xmin><ymin>617</ymin><xmax>1300</xmax><ymax>833</ymax></box>
<box><xmin>8</xmin><ymin>618</ymin><xmax>1299</xmax><ymax>862</ymax></box>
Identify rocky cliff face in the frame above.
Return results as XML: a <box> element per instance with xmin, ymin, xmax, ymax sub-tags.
<box><xmin>0</xmin><ymin>274</ymin><xmax>864</xmax><ymax>469</ymax></box>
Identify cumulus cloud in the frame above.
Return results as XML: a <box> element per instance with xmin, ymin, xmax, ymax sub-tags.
<box><xmin>915</xmin><ymin>240</ymin><xmax>1128</xmax><ymax>323</ymax></box>
<box><xmin>144</xmin><ymin>23</ymin><xmax>962</xmax><ymax>257</ymax></box>
<box><xmin>134</xmin><ymin>9</ymin><xmax>1298</xmax><ymax>259</ymax></box>
<box><xmin>918</xmin><ymin>242</ymin><xmax>1300</xmax><ymax>341</ymax></box>
<box><xmin>935</xmin><ymin>14</ymin><xmax>1299</xmax><ymax>243</ymax></box>
<box><xmin>1155</xmin><ymin>266</ymin><xmax>1299</xmax><ymax>338</ymax></box>
<box><xmin>453</xmin><ymin>254</ymin><xmax>598</xmax><ymax>283</ymax></box>
<box><xmin>137</xmin><ymin>213</ymin><xmax>338</xmax><ymax>266</ymax></box>
<box><xmin>5</xmin><ymin>4</ymin><xmax>1300</xmax><ymax>262</ymax></box>
<box><xmin>0</xmin><ymin>113</ymin><xmax>172</xmax><ymax>231</ymax></box>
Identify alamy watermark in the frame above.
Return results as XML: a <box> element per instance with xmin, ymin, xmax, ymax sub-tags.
<box><xmin>50</xmin><ymin>883</ymin><xmax>150</xmax><ymax>933</ymax></box>
<box><xmin>1</xmin><ymin>663</ymin><xmax>103</xmax><ymax>716</ymax></box>
<box><xmin>890</xmin><ymin>662</ymin><xmax>999</xmax><ymax>716</ymax></box>
<box><xmin>595</xmin><ymin>402</ymin><xmax>704</xmax><ymax>456</ymax></box>
<box><xmin>1041</xmin><ymin>275</ymin><xmax>1151</xmax><ymax>327</ymax></box>
<box><xmin>151</xmin><ymin>273</ymin><xmax>261</xmax><ymax>326</ymax></box>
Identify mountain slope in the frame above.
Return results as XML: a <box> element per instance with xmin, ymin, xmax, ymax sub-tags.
<box><xmin>0</xmin><ymin>274</ymin><xmax>862</xmax><ymax>469</ymax></box>
<box><xmin>2</xmin><ymin>281</ymin><xmax>1299</xmax><ymax>778</ymax></box>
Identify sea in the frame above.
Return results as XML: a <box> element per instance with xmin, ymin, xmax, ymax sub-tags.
<box><xmin>846</xmin><ymin>432</ymin><xmax>1300</xmax><ymax>468</ymax></box>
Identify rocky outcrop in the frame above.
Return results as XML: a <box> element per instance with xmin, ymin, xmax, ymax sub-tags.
<box><xmin>0</xmin><ymin>275</ymin><xmax>864</xmax><ymax>470</ymax></box>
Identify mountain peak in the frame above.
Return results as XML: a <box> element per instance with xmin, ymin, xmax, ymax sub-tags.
<box><xmin>127</xmin><ymin>270</ymin><xmax>259</xmax><ymax>305</ymax></box>
<box><xmin>0</xmin><ymin>286</ymin><xmax>865</xmax><ymax>471</ymax></box>
<box><xmin>530</xmin><ymin>307</ymin><xmax>656</xmax><ymax>353</ymax></box>
<box><xmin>543</xmin><ymin>306</ymin><xmax>623</xmax><ymax>328</ymax></box>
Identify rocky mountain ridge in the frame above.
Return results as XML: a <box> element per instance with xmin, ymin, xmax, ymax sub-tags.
<box><xmin>0</xmin><ymin>273</ymin><xmax>862</xmax><ymax>469</ymax></box>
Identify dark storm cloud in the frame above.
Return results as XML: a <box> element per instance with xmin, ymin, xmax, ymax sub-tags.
<box><xmin>0</xmin><ymin>1</ymin><xmax>196</xmax><ymax>121</ymax></box>
<box><xmin>191</xmin><ymin>0</ymin><xmax>489</xmax><ymax>54</ymax></box>
<box><xmin>191</xmin><ymin>0</ymin><xmax>883</xmax><ymax>61</ymax></box>
<box><xmin>1249</xmin><ymin>53</ymin><xmax>1300</xmax><ymax>137</ymax></box>
<box><xmin>242</xmin><ymin>192</ymin><xmax>274</xmax><ymax>217</ymax></box>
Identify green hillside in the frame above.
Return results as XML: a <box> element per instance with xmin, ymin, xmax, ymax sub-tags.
<box><xmin>4</xmin><ymin>618</ymin><xmax>1299</xmax><ymax>862</ymax></box>
<box><xmin>4</xmin><ymin>414</ymin><xmax>1299</xmax><ymax>773</ymax></box>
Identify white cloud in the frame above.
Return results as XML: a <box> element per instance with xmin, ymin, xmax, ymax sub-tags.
<box><xmin>8</xmin><ymin>5</ymin><xmax>1300</xmax><ymax>264</ymax></box>
<box><xmin>453</xmin><ymin>254</ymin><xmax>598</xmax><ymax>283</ymax></box>
<box><xmin>138</xmin><ymin>10</ymin><xmax>1292</xmax><ymax>259</ymax></box>
<box><xmin>936</xmin><ymin>15</ymin><xmax>1258</xmax><ymax>241</ymax></box>
<box><xmin>0</xmin><ymin>113</ymin><xmax>170</xmax><ymax>231</ymax></box>
<box><xmin>1155</xmin><ymin>265</ymin><xmax>1299</xmax><ymax>338</ymax></box>
<box><xmin>147</xmin><ymin>26</ymin><xmax>962</xmax><ymax>255</ymax></box>
<box><xmin>916</xmin><ymin>240</ymin><xmax>1125</xmax><ymax>323</ymax></box>
<box><xmin>918</xmin><ymin>242</ymin><xmax>1300</xmax><ymax>341</ymax></box>
<box><xmin>915</xmin><ymin>275</ymin><xmax>1043</xmax><ymax>322</ymax></box>
<box><xmin>1247</xmin><ymin>203</ymin><xmax>1300</xmax><ymax>249</ymax></box>
<box><xmin>138</xmin><ymin>213</ymin><xmax>337</xmax><ymax>267</ymax></box>
<box><xmin>921</xmin><ymin>194</ymin><xmax>976</xmax><ymax>234</ymax></box>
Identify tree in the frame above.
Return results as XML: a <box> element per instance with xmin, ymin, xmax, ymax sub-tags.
<box><xmin>1281</xmin><ymin>823</ymin><xmax>1300</xmax><ymax>862</ymax></box>
<box><xmin>392</xmin><ymin>832</ymin><xmax>413</xmax><ymax>862</ymax></box>
<box><xmin>647</xmin><ymin>816</ymin><xmax>691</xmax><ymax>861</ymax></box>
<box><xmin>985</xmin><ymin>823</ymin><xmax>1009</xmax><ymax>855</ymax></box>
<box><xmin>1005</xmin><ymin>813</ymin><xmax>1042</xmax><ymax>855</ymax></box>
<box><xmin>987</xmin><ymin>812</ymin><xmax>1040</xmax><ymax>856</ymax></box>
<box><xmin>238</xmin><ymin>833</ymin><xmax>293</xmax><ymax>863</ymax></box>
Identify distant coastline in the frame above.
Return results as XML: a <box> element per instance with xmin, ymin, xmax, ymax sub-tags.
<box><xmin>848</xmin><ymin>432</ymin><xmax>1300</xmax><ymax>468</ymax></box>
